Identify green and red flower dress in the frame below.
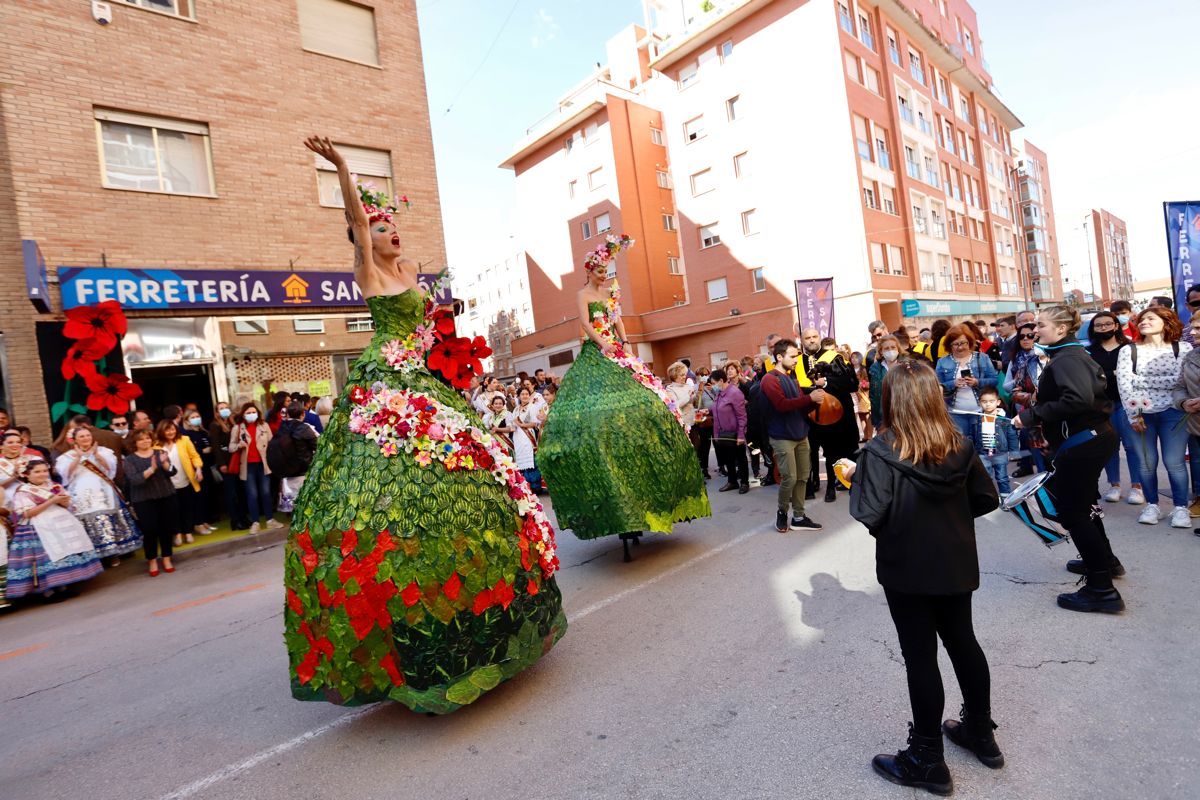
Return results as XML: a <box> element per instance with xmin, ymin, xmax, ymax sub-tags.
<box><xmin>284</xmin><ymin>289</ymin><xmax>566</xmax><ymax>714</ymax></box>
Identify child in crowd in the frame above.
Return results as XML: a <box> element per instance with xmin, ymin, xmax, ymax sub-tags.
<box><xmin>975</xmin><ymin>387</ymin><xmax>1020</xmax><ymax>499</ymax></box>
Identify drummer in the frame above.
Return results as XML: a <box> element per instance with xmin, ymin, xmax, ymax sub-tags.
<box><xmin>762</xmin><ymin>337</ymin><xmax>825</xmax><ymax>533</ymax></box>
<box><xmin>1013</xmin><ymin>305</ymin><xmax>1125</xmax><ymax>613</ymax></box>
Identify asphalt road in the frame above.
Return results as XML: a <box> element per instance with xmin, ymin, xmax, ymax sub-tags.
<box><xmin>2</xmin><ymin>476</ymin><xmax>1198</xmax><ymax>800</ymax></box>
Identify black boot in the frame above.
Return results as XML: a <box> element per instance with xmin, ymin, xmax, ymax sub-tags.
<box><xmin>738</xmin><ymin>481</ymin><xmax>750</xmax><ymax>494</ymax></box>
<box><xmin>1057</xmin><ymin>570</ymin><xmax>1125</xmax><ymax>613</ymax></box>
<box><xmin>871</xmin><ymin>723</ymin><xmax>953</xmax><ymax>796</ymax></box>
<box><xmin>718</xmin><ymin>481</ymin><xmax>739</xmax><ymax>493</ymax></box>
<box><xmin>824</xmin><ymin>484</ymin><xmax>837</xmax><ymax>503</ymax></box>
<box><xmin>1066</xmin><ymin>556</ymin><xmax>1125</xmax><ymax>577</ymax></box>
<box><xmin>942</xmin><ymin>705</ymin><xmax>1004</xmax><ymax>769</ymax></box>
<box><xmin>805</xmin><ymin>481</ymin><xmax>818</xmax><ymax>501</ymax></box>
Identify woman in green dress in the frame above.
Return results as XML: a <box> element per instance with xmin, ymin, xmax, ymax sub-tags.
<box><xmin>284</xmin><ymin>138</ymin><xmax>566</xmax><ymax>714</ymax></box>
<box><xmin>539</xmin><ymin>237</ymin><xmax>711</xmax><ymax>561</ymax></box>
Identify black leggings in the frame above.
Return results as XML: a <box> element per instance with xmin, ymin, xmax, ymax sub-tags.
<box><xmin>884</xmin><ymin>589</ymin><xmax>992</xmax><ymax>738</ymax></box>
<box><xmin>1046</xmin><ymin>427</ymin><xmax>1119</xmax><ymax>575</ymax></box>
<box><xmin>135</xmin><ymin>493</ymin><xmax>179</xmax><ymax>561</ymax></box>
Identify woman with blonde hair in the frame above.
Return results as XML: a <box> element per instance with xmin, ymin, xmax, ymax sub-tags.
<box><xmin>665</xmin><ymin>361</ymin><xmax>696</xmax><ymax>429</ymax></box>
<box><xmin>847</xmin><ymin>360</ymin><xmax>1001</xmax><ymax>795</ymax></box>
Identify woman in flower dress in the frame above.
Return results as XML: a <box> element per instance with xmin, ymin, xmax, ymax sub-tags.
<box><xmin>539</xmin><ymin>237</ymin><xmax>711</xmax><ymax>561</ymax></box>
<box><xmin>284</xmin><ymin>138</ymin><xmax>565</xmax><ymax>713</ymax></box>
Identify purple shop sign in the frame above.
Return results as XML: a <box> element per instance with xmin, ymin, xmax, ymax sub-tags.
<box><xmin>794</xmin><ymin>278</ymin><xmax>835</xmax><ymax>340</ymax></box>
<box><xmin>57</xmin><ymin>267</ymin><xmax>451</xmax><ymax>311</ymax></box>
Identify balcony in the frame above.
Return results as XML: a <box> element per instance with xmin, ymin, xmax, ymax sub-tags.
<box><xmin>861</xmin><ymin>30</ymin><xmax>875</xmax><ymax>50</ymax></box>
<box><xmin>932</xmin><ymin>221</ymin><xmax>947</xmax><ymax>239</ymax></box>
<box><xmin>839</xmin><ymin>10</ymin><xmax>854</xmax><ymax>35</ymax></box>
<box><xmin>925</xmin><ymin>169</ymin><xmax>940</xmax><ymax>188</ymax></box>
<box><xmin>921</xmin><ymin>272</ymin><xmax>938</xmax><ymax>292</ymax></box>
<box><xmin>914</xmin><ymin>216</ymin><xmax>928</xmax><ymax>235</ymax></box>
<box><xmin>899</xmin><ymin>105</ymin><xmax>915</xmax><ymax>125</ymax></box>
<box><xmin>857</xmin><ymin>138</ymin><xmax>872</xmax><ymax>160</ymax></box>
<box><xmin>910</xmin><ymin>63</ymin><xmax>926</xmax><ymax>85</ymax></box>
<box><xmin>889</xmin><ymin>44</ymin><xmax>901</xmax><ymax>66</ymax></box>
<box><xmin>939</xmin><ymin>274</ymin><xmax>955</xmax><ymax>292</ymax></box>
<box><xmin>878</xmin><ymin>150</ymin><xmax>892</xmax><ymax>170</ymax></box>
<box><xmin>944</xmin><ymin>138</ymin><xmax>956</xmax><ymax>155</ymax></box>
<box><xmin>906</xmin><ymin>160</ymin><xmax>921</xmax><ymax>179</ymax></box>
<box><xmin>918</xmin><ymin>116</ymin><xmax>933</xmax><ymax>136</ymax></box>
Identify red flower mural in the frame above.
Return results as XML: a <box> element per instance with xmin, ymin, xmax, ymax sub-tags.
<box><xmin>84</xmin><ymin>372</ymin><xmax>143</xmax><ymax>415</ymax></box>
<box><xmin>61</xmin><ymin>337</ymin><xmax>110</xmax><ymax>381</ymax></box>
<box><xmin>63</xmin><ymin>300</ymin><xmax>127</xmax><ymax>351</ymax></box>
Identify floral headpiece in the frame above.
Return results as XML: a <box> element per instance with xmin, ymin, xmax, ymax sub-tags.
<box><xmin>355</xmin><ymin>177</ymin><xmax>411</xmax><ymax>224</ymax></box>
<box><xmin>584</xmin><ymin>233</ymin><xmax>635</xmax><ymax>272</ymax></box>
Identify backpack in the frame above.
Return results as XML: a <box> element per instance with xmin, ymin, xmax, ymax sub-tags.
<box><xmin>267</xmin><ymin>422</ymin><xmax>313</xmax><ymax>477</ymax></box>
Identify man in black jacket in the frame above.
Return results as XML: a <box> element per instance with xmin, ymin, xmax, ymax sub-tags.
<box><xmin>801</xmin><ymin>329</ymin><xmax>859</xmax><ymax>503</ymax></box>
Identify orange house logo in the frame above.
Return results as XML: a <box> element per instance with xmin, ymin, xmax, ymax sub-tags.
<box><xmin>281</xmin><ymin>274</ymin><xmax>311</xmax><ymax>304</ymax></box>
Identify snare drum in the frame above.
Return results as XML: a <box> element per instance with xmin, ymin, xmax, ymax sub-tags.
<box><xmin>1003</xmin><ymin>470</ymin><xmax>1071</xmax><ymax>548</ymax></box>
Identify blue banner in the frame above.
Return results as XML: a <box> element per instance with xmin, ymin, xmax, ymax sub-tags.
<box><xmin>1166</xmin><ymin>201</ymin><xmax>1200</xmax><ymax>325</ymax></box>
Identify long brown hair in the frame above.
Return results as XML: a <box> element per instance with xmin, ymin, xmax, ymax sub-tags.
<box><xmin>880</xmin><ymin>360</ymin><xmax>961</xmax><ymax>463</ymax></box>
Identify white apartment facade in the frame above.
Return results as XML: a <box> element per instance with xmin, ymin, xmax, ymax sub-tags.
<box><xmin>453</xmin><ymin>253</ymin><xmax>535</xmax><ymax>378</ymax></box>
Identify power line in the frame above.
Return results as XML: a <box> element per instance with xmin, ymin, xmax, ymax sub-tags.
<box><xmin>442</xmin><ymin>0</ymin><xmax>522</xmax><ymax>116</ymax></box>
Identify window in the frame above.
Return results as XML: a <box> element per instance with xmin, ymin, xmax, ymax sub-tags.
<box><xmin>733</xmin><ymin>151</ymin><xmax>749</xmax><ymax>178</ymax></box>
<box><xmin>678</xmin><ymin>61</ymin><xmax>699</xmax><ymax>89</ymax></box>
<box><xmin>726</xmin><ymin>95</ymin><xmax>741</xmax><ymax>121</ymax></box>
<box><xmin>870</xmin><ymin>242</ymin><xmax>886</xmax><ymax>273</ymax></box>
<box><xmin>875</xmin><ymin>131</ymin><xmax>891</xmax><ymax>170</ymax></box>
<box><xmin>837</xmin><ymin>1</ymin><xmax>854</xmax><ymax>34</ymax></box>
<box><xmin>662</xmin><ymin>214</ymin><xmax>676</xmax><ymax>231</ymax></box>
<box><xmin>683</xmin><ymin>115</ymin><xmax>705</xmax><ymax>143</ymax></box>
<box><xmin>936</xmin><ymin>74</ymin><xmax>950</xmax><ymax>108</ymax></box>
<box><xmin>964</xmin><ymin>29</ymin><xmax>974</xmax><ymax>55</ymax></box>
<box><xmin>752</xmin><ymin>268</ymin><xmax>766</xmax><ymax>292</ymax></box>
<box><xmin>668</xmin><ymin>256</ymin><xmax>682</xmax><ymax>275</ymax></box>
<box><xmin>853</xmin><ymin>115</ymin><xmax>871</xmax><ymax>161</ymax></box>
<box><xmin>656</xmin><ymin>170</ymin><xmax>671</xmax><ymax>189</ymax></box>
<box><xmin>908</xmin><ymin>49</ymin><xmax>925</xmax><ymax>84</ymax></box>
<box><xmin>700</xmin><ymin>223</ymin><xmax>721</xmax><ymax>248</ymax></box>
<box><xmin>886</xmin><ymin>27</ymin><xmax>901</xmax><ymax>66</ymax></box>
<box><xmin>650</xmin><ymin>127</ymin><xmax>664</xmax><ymax>145</ymax></box>
<box><xmin>862</xmin><ymin>180</ymin><xmax>878</xmax><ymax>210</ymax></box>
<box><xmin>887</xmin><ymin>245</ymin><xmax>906</xmax><ymax>275</ymax></box>
<box><xmin>297</xmin><ymin>0</ymin><xmax>380</xmax><ymax>66</ymax></box>
<box><xmin>122</xmin><ymin>0</ymin><xmax>194</xmax><ymax>18</ymax></box>
<box><xmin>706</xmin><ymin>278</ymin><xmax>729</xmax><ymax>302</ymax></box>
<box><xmin>690</xmin><ymin>168</ymin><xmax>714</xmax><ymax>196</ymax></box>
<box><xmin>863</xmin><ymin>65</ymin><xmax>880</xmax><ymax>93</ymax></box>
<box><xmin>858</xmin><ymin>13</ymin><xmax>874</xmax><ymax>50</ymax></box>
<box><xmin>293</xmin><ymin>318</ymin><xmax>325</xmax><ymax>334</ymax></box>
<box><xmin>587</xmin><ymin>167</ymin><xmax>604</xmax><ymax>190</ymax></box>
<box><xmin>95</xmin><ymin>109</ymin><xmax>214</xmax><ymax>196</ymax></box>
<box><xmin>741</xmin><ymin>209</ymin><xmax>758</xmax><ymax>236</ymax></box>
<box><xmin>912</xmin><ymin>203</ymin><xmax>927</xmax><ymax>234</ymax></box>
<box><xmin>709</xmin><ymin>351</ymin><xmax>729</xmax><ymax>367</ymax></box>
<box><xmin>346</xmin><ymin>315</ymin><xmax>375</xmax><ymax>332</ymax></box>
<box><xmin>564</xmin><ymin>135</ymin><xmax>575</xmax><ymax>153</ymax></box>
<box><xmin>568</xmin><ymin>180</ymin><xmax>576</xmax><ymax>199</ymax></box>
<box><xmin>582</xmin><ymin>220</ymin><xmax>593</xmax><ymax>240</ymax></box>
<box><xmin>844</xmin><ymin>51</ymin><xmax>861</xmax><ymax>83</ymax></box>
<box><xmin>595</xmin><ymin>212</ymin><xmax>611</xmax><ymax>233</ymax></box>
<box><xmin>313</xmin><ymin>143</ymin><xmax>392</xmax><ymax>207</ymax></box>
<box><xmin>233</xmin><ymin>318</ymin><xmax>269</xmax><ymax>335</ymax></box>
<box><xmin>719</xmin><ymin>40</ymin><xmax>734</xmax><ymax>60</ymax></box>
<box><xmin>584</xmin><ymin>121</ymin><xmax>600</xmax><ymax>143</ymax></box>
<box><xmin>881</xmin><ymin>185</ymin><xmax>896</xmax><ymax>214</ymax></box>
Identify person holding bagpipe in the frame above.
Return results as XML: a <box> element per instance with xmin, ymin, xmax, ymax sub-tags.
<box><xmin>1012</xmin><ymin>305</ymin><xmax>1125</xmax><ymax>614</ymax></box>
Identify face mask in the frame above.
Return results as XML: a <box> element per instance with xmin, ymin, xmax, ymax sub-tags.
<box><xmin>244</xmin><ymin>413</ymin><xmax>259</xmax><ymax>423</ymax></box>
<box><xmin>111</xmin><ymin>427</ymin><xmax>129</xmax><ymax>436</ymax></box>
<box><xmin>1095</xmin><ymin>329</ymin><xmax>1117</xmax><ymax>341</ymax></box>
<box><xmin>218</xmin><ymin>408</ymin><xmax>232</xmax><ymax>419</ymax></box>
<box><xmin>882</xmin><ymin>350</ymin><xmax>899</xmax><ymax>362</ymax></box>
<box><xmin>1117</xmin><ymin>315</ymin><xmax>1130</xmax><ymax>325</ymax></box>
<box><xmin>188</xmin><ymin>417</ymin><xmax>202</xmax><ymax>426</ymax></box>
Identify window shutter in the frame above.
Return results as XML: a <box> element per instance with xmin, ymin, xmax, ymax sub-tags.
<box><xmin>94</xmin><ymin>108</ymin><xmax>208</xmax><ymax>135</ymax></box>
<box><xmin>313</xmin><ymin>145</ymin><xmax>393</xmax><ymax>177</ymax></box>
<box><xmin>297</xmin><ymin>0</ymin><xmax>380</xmax><ymax>66</ymax></box>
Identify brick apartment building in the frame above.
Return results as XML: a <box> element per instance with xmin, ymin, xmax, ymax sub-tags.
<box><xmin>505</xmin><ymin>0</ymin><xmax>1059</xmax><ymax>375</ymax></box>
<box><xmin>0</xmin><ymin>0</ymin><xmax>445</xmax><ymax>440</ymax></box>
<box><xmin>1088</xmin><ymin>208</ymin><xmax>1133</xmax><ymax>304</ymax></box>
<box><xmin>1014</xmin><ymin>139</ymin><xmax>1064</xmax><ymax>305</ymax></box>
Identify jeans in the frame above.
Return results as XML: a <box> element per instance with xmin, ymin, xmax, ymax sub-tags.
<box><xmin>135</xmin><ymin>494</ymin><xmax>179</xmax><ymax>561</ymax></box>
<box><xmin>243</xmin><ymin>462</ymin><xmax>273</xmax><ymax>523</ymax></box>
<box><xmin>1136</xmin><ymin>408</ymin><xmax>1189</xmax><ymax>507</ymax></box>
<box><xmin>771</xmin><ymin>438</ymin><xmax>811</xmax><ymax>516</ymax></box>
<box><xmin>950</xmin><ymin>411</ymin><xmax>978</xmax><ymax>440</ymax></box>
<box><xmin>981</xmin><ymin>453</ymin><xmax>1011</xmax><ymax>494</ymax></box>
<box><xmin>884</xmin><ymin>589</ymin><xmax>992</xmax><ymax>738</ymax></box>
<box><xmin>1104</xmin><ymin>407</ymin><xmax>1143</xmax><ymax>487</ymax></box>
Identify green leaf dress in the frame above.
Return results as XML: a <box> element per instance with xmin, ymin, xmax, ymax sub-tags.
<box><xmin>284</xmin><ymin>290</ymin><xmax>567</xmax><ymax>714</ymax></box>
<box><xmin>539</xmin><ymin>304</ymin><xmax>712</xmax><ymax>539</ymax></box>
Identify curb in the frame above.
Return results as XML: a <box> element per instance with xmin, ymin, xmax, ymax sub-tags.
<box><xmin>171</xmin><ymin>526</ymin><xmax>290</xmax><ymax>563</ymax></box>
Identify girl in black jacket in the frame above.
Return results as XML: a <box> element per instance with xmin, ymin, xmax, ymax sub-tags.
<box><xmin>1013</xmin><ymin>305</ymin><xmax>1123</xmax><ymax>613</ymax></box>
<box><xmin>848</xmin><ymin>359</ymin><xmax>1001</xmax><ymax>796</ymax></box>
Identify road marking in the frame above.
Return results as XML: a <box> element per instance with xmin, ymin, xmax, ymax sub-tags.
<box><xmin>0</xmin><ymin>642</ymin><xmax>49</xmax><ymax>662</ymax></box>
<box><xmin>157</xmin><ymin>527</ymin><xmax>764</xmax><ymax>799</ymax></box>
<box><xmin>152</xmin><ymin>582</ymin><xmax>269</xmax><ymax>617</ymax></box>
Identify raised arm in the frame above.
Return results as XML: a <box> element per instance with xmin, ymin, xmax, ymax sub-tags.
<box><xmin>304</xmin><ymin>136</ymin><xmax>372</xmax><ymax>270</ymax></box>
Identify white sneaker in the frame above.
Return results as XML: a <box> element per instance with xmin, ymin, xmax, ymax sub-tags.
<box><xmin>1171</xmin><ymin>506</ymin><xmax>1191</xmax><ymax>528</ymax></box>
<box><xmin>1138</xmin><ymin>505</ymin><xmax>1160</xmax><ymax>525</ymax></box>
<box><xmin>1127</xmin><ymin>487</ymin><xmax>1146</xmax><ymax>505</ymax></box>
<box><xmin>265</xmin><ymin>518</ymin><xmax>284</xmax><ymax>530</ymax></box>
<box><xmin>249</xmin><ymin>521</ymin><xmax>261</xmax><ymax>534</ymax></box>
<box><xmin>1103</xmin><ymin>485</ymin><xmax>1122</xmax><ymax>503</ymax></box>
<box><xmin>748</xmin><ymin>477</ymin><xmax>761</xmax><ymax>487</ymax></box>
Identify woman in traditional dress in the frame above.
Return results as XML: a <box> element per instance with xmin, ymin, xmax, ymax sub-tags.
<box><xmin>538</xmin><ymin>236</ymin><xmax>711</xmax><ymax>561</ymax></box>
<box><xmin>55</xmin><ymin>425</ymin><xmax>141</xmax><ymax>566</ymax></box>
<box><xmin>512</xmin><ymin>387</ymin><xmax>542</xmax><ymax>493</ymax></box>
<box><xmin>7</xmin><ymin>459</ymin><xmax>103</xmax><ymax>600</ymax></box>
<box><xmin>282</xmin><ymin>138</ymin><xmax>565</xmax><ymax>713</ymax></box>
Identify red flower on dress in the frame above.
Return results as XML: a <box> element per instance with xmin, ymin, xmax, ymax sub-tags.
<box><xmin>63</xmin><ymin>301</ymin><xmax>127</xmax><ymax>350</ymax></box>
<box><xmin>350</xmin><ymin>385</ymin><xmax>370</xmax><ymax>405</ymax></box>
<box><xmin>286</xmin><ymin>588</ymin><xmax>305</xmax><ymax>616</ymax></box>
<box><xmin>427</xmin><ymin>338</ymin><xmax>466</xmax><ymax>383</ymax></box>
<box><xmin>431</xmin><ymin>308</ymin><xmax>457</xmax><ymax>337</ymax></box>
<box><xmin>442</xmin><ymin>572</ymin><xmax>462</xmax><ymax>601</ymax></box>
<box><xmin>297</xmin><ymin>530</ymin><xmax>319</xmax><ymax>575</ymax></box>
<box><xmin>380</xmin><ymin>652</ymin><xmax>404</xmax><ymax>685</ymax></box>
<box><xmin>61</xmin><ymin>337</ymin><xmax>110</xmax><ymax>381</ymax></box>
<box><xmin>84</xmin><ymin>372</ymin><xmax>143</xmax><ymax>414</ymax></box>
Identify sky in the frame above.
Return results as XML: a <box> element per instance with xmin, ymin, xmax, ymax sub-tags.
<box><xmin>416</xmin><ymin>0</ymin><xmax>1200</xmax><ymax>294</ymax></box>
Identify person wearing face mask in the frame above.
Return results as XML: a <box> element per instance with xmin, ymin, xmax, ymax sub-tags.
<box><xmin>798</xmin><ymin>328</ymin><xmax>858</xmax><ymax>503</ymax></box>
<box><xmin>868</xmin><ymin>335</ymin><xmax>905</xmax><ymax>433</ymax></box>
<box><xmin>1109</xmin><ymin>300</ymin><xmax>1135</xmax><ymax>340</ymax></box>
<box><xmin>1085</xmin><ymin>312</ymin><xmax>1144</xmax><ymax>505</ymax></box>
<box><xmin>230</xmin><ymin>402</ymin><xmax>281</xmax><ymax>534</ymax></box>
<box><xmin>1005</xmin><ymin>323</ymin><xmax>1048</xmax><ymax>477</ymax></box>
<box><xmin>209</xmin><ymin>401</ymin><xmax>249</xmax><ymax>531</ymax></box>
<box><xmin>181</xmin><ymin>409</ymin><xmax>217</xmax><ymax>534</ymax></box>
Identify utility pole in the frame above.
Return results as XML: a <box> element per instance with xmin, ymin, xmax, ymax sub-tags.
<box><xmin>1082</xmin><ymin>215</ymin><xmax>1097</xmax><ymax>309</ymax></box>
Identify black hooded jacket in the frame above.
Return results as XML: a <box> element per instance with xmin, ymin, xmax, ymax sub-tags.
<box><xmin>849</xmin><ymin>431</ymin><xmax>999</xmax><ymax>595</ymax></box>
<box><xmin>1016</xmin><ymin>339</ymin><xmax>1111</xmax><ymax>451</ymax></box>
